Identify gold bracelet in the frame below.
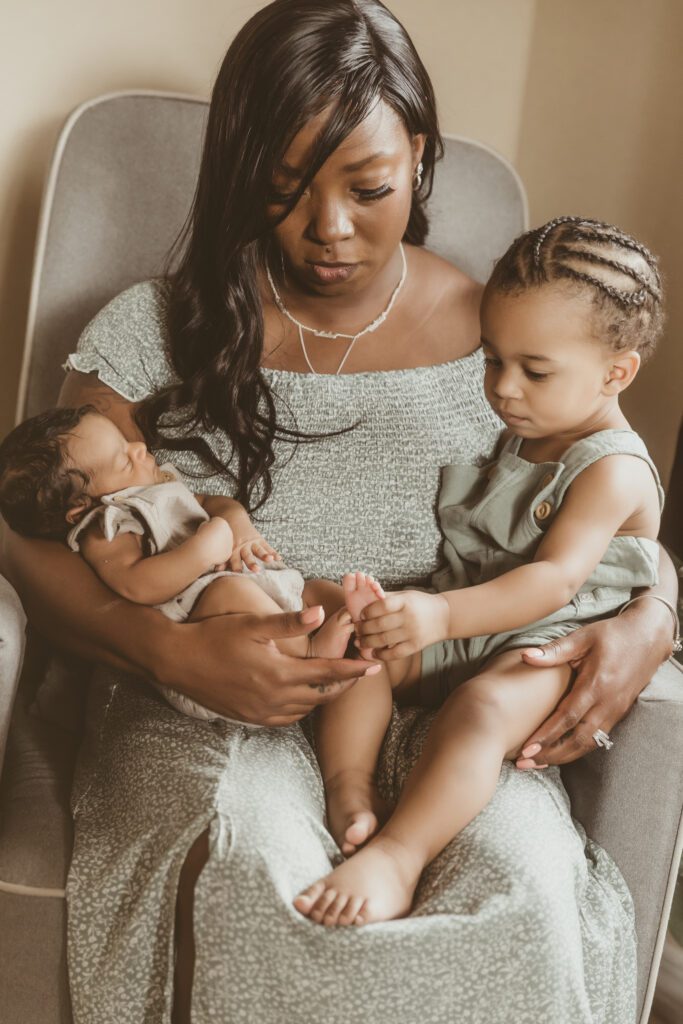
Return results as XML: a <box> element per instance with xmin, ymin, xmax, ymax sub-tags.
<box><xmin>617</xmin><ymin>594</ymin><xmax>682</xmax><ymax>654</ymax></box>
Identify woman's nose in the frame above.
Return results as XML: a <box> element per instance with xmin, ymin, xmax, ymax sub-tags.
<box><xmin>305</xmin><ymin>195</ymin><xmax>354</xmax><ymax>246</ymax></box>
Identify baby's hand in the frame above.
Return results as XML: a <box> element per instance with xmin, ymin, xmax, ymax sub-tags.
<box><xmin>228</xmin><ymin>537</ymin><xmax>282</xmax><ymax>574</ymax></box>
<box><xmin>195</xmin><ymin>517</ymin><xmax>234</xmax><ymax>569</ymax></box>
<box><xmin>354</xmin><ymin>590</ymin><xmax>450</xmax><ymax>660</ymax></box>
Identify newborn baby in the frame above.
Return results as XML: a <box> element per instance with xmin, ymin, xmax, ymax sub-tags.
<box><xmin>0</xmin><ymin>404</ymin><xmax>373</xmax><ymax>720</ymax></box>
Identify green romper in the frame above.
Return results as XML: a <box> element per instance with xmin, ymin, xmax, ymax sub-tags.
<box><xmin>421</xmin><ymin>428</ymin><xmax>663</xmax><ymax>702</ymax></box>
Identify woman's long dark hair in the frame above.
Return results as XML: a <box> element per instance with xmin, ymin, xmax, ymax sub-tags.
<box><xmin>136</xmin><ymin>0</ymin><xmax>443</xmax><ymax>511</ymax></box>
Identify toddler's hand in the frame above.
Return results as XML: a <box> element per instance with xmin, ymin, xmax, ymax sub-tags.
<box><xmin>354</xmin><ymin>590</ymin><xmax>451</xmax><ymax>660</ymax></box>
<box><xmin>228</xmin><ymin>537</ymin><xmax>282</xmax><ymax>574</ymax></box>
<box><xmin>195</xmin><ymin>517</ymin><xmax>234</xmax><ymax>569</ymax></box>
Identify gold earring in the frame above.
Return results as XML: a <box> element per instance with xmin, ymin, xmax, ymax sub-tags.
<box><xmin>413</xmin><ymin>161</ymin><xmax>423</xmax><ymax>191</ymax></box>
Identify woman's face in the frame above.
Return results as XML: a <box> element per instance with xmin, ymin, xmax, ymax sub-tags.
<box><xmin>270</xmin><ymin>100</ymin><xmax>424</xmax><ymax>297</ymax></box>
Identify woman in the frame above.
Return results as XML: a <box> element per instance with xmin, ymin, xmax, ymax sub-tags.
<box><xmin>2</xmin><ymin>2</ymin><xmax>677</xmax><ymax>1022</ymax></box>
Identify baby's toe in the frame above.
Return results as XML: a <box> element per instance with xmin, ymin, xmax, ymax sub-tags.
<box><xmin>322</xmin><ymin>891</ymin><xmax>350</xmax><ymax>927</ymax></box>
<box><xmin>293</xmin><ymin>880</ymin><xmax>325</xmax><ymax>915</ymax></box>
<box><xmin>338</xmin><ymin>895</ymin><xmax>365</xmax><ymax>926</ymax></box>
<box><xmin>310</xmin><ymin>886</ymin><xmax>338</xmax><ymax>923</ymax></box>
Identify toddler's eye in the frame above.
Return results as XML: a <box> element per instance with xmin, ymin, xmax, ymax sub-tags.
<box><xmin>525</xmin><ymin>370</ymin><xmax>550</xmax><ymax>382</ymax></box>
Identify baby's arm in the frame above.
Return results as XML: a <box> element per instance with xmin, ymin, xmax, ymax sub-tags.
<box><xmin>80</xmin><ymin>516</ymin><xmax>233</xmax><ymax>605</ymax></box>
<box><xmin>198</xmin><ymin>495</ymin><xmax>281</xmax><ymax>572</ymax></box>
<box><xmin>358</xmin><ymin>454</ymin><xmax>661</xmax><ymax>657</ymax></box>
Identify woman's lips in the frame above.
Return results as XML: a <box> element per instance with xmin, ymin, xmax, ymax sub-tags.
<box><xmin>306</xmin><ymin>261</ymin><xmax>358</xmax><ymax>283</ymax></box>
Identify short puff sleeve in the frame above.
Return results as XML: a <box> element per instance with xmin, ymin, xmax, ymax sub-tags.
<box><xmin>64</xmin><ymin>279</ymin><xmax>177</xmax><ymax>403</ymax></box>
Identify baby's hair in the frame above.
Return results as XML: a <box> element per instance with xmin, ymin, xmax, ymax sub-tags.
<box><xmin>0</xmin><ymin>405</ymin><xmax>97</xmax><ymax>540</ymax></box>
<box><xmin>486</xmin><ymin>216</ymin><xmax>664</xmax><ymax>361</ymax></box>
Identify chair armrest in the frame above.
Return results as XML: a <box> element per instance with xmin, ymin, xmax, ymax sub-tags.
<box><xmin>562</xmin><ymin>658</ymin><xmax>683</xmax><ymax>1021</ymax></box>
<box><xmin>0</xmin><ymin>575</ymin><xmax>27</xmax><ymax>779</ymax></box>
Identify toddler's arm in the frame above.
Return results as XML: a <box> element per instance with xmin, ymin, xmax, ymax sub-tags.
<box><xmin>80</xmin><ymin>516</ymin><xmax>233</xmax><ymax>605</ymax></box>
<box><xmin>358</xmin><ymin>454</ymin><xmax>661</xmax><ymax>656</ymax></box>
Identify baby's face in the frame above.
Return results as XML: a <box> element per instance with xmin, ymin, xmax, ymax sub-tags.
<box><xmin>480</xmin><ymin>285</ymin><xmax>626</xmax><ymax>440</ymax></box>
<box><xmin>65</xmin><ymin>412</ymin><xmax>164</xmax><ymax>497</ymax></box>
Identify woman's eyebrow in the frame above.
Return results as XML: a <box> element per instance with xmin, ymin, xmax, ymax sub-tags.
<box><xmin>278</xmin><ymin>151</ymin><xmax>389</xmax><ymax>178</ymax></box>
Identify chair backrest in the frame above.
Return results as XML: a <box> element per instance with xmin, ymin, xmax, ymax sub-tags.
<box><xmin>16</xmin><ymin>90</ymin><xmax>527</xmax><ymax>420</ymax></box>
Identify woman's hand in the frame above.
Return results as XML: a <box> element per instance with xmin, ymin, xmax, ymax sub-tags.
<box><xmin>353</xmin><ymin>590</ymin><xmax>450</xmax><ymax>659</ymax></box>
<box><xmin>515</xmin><ymin>596</ymin><xmax>675</xmax><ymax>768</ymax></box>
<box><xmin>161</xmin><ymin>604</ymin><xmax>377</xmax><ymax>725</ymax></box>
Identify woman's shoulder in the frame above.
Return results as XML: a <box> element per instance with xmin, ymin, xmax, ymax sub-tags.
<box><xmin>406</xmin><ymin>245</ymin><xmax>483</xmax><ymax>361</ymax></box>
<box><xmin>66</xmin><ymin>279</ymin><xmax>176</xmax><ymax>402</ymax></box>
<box><xmin>85</xmin><ymin>278</ymin><xmax>170</xmax><ymax>340</ymax></box>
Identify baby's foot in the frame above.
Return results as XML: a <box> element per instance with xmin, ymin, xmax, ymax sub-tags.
<box><xmin>325</xmin><ymin>768</ymin><xmax>391</xmax><ymax>856</ymax></box>
<box><xmin>310</xmin><ymin>607</ymin><xmax>355</xmax><ymax>660</ymax></box>
<box><xmin>293</xmin><ymin>835</ymin><xmax>423</xmax><ymax>927</ymax></box>
<box><xmin>342</xmin><ymin>572</ymin><xmax>385</xmax><ymax>659</ymax></box>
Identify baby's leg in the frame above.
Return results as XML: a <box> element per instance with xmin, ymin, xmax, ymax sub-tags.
<box><xmin>297</xmin><ymin>649</ymin><xmax>570</xmax><ymax>927</ymax></box>
<box><xmin>192</xmin><ymin>576</ymin><xmax>354</xmax><ymax>660</ymax></box>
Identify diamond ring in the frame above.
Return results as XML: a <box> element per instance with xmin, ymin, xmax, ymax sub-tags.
<box><xmin>592</xmin><ymin>729</ymin><xmax>614</xmax><ymax>751</ymax></box>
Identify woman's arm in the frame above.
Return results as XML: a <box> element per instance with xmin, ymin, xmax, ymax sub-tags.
<box><xmin>0</xmin><ymin>522</ymin><xmax>367</xmax><ymax>723</ymax></box>
<box><xmin>518</xmin><ymin>542</ymin><xmax>678</xmax><ymax>766</ymax></box>
<box><xmin>0</xmin><ymin>371</ymin><xmax>368</xmax><ymax>724</ymax></box>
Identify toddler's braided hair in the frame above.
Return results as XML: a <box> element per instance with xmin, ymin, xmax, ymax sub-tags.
<box><xmin>486</xmin><ymin>216</ymin><xmax>664</xmax><ymax>361</ymax></box>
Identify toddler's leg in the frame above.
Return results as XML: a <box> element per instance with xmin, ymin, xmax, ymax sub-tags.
<box><xmin>302</xmin><ymin>571</ymin><xmax>415</xmax><ymax>855</ymax></box>
<box><xmin>297</xmin><ymin>649</ymin><xmax>571</xmax><ymax>927</ymax></box>
<box><xmin>294</xmin><ymin>581</ymin><xmax>419</xmax><ymax>925</ymax></box>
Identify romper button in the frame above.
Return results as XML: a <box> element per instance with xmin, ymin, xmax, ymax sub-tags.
<box><xmin>542</xmin><ymin>472</ymin><xmax>554</xmax><ymax>487</ymax></box>
<box><xmin>534</xmin><ymin>500</ymin><xmax>552</xmax><ymax>521</ymax></box>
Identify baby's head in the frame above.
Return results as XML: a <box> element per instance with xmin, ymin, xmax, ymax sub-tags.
<box><xmin>0</xmin><ymin>406</ymin><xmax>162</xmax><ymax>540</ymax></box>
<box><xmin>481</xmin><ymin>216</ymin><xmax>664</xmax><ymax>437</ymax></box>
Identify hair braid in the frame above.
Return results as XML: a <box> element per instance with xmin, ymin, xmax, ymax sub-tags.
<box><xmin>487</xmin><ymin>216</ymin><xmax>664</xmax><ymax>361</ymax></box>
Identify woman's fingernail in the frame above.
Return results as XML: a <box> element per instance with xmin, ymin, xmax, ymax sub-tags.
<box><xmin>522</xmin><ymin>743</ymin><xmax>542</xmax><ymax>757</ymax></box>
<box><xmin>536</xmin><ymin>764</ymin><xmax>549</xmax><ymax>769</ymax></box>
<box><xmin>524</xmin><ymin>648</ymin><xmax>545</xmax><ymax>658</ymax></box>
<box><xmin>364</xmin><ymin>664</ymin><xmax>382</xmax><ymax>675</ymax></box>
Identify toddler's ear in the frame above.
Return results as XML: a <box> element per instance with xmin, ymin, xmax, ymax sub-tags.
<box><xmin>65</xmin><ymin>501</ymin><xmax>90</xmax><ymax>525</ymax></box>
<box><xmin>603</xmin><ymin>350</ymin><xmax>640</xmax><ymax>395</ymax></box>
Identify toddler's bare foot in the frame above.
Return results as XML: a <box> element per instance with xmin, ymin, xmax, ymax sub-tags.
<box><xmin>293</xmin><ymin>834</ymin><xmax>423</xmax><ymax>926</ymax></box>
<box><xmin>325</xmin><ymin>768</ymin><xmax>391</xmax><ymax>856</ymax></box>
<box><xmin>310</xmin><ymin>607</ymin><xmax>355</xmax><ymax>660</ymax></box>
<box><xmin>343</xmin><ymin>572</ymin><xmax>385</xmax><ymax>659</ymax></box>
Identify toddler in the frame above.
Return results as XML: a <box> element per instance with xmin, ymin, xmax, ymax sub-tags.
<box><xmin>0</xmin><ymin>406</ymin><xmax>373</xmax><ymax>721</ymax></box>
<box><xmin>292</xmin><ymin>217</ymin><xmax>668</xmax><ymax>928</ymax></box>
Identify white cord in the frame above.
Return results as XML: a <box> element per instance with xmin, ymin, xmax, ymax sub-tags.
<box><xmin>268</xmin><ymin>244</ymin><xmax>408</xmax><ymax>375</ymax></box>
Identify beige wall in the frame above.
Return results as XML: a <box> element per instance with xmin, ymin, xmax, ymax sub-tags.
<box><xmin>516</xmin><ymin>0</ymin><xmax>683</xmax><ymax>488</ymax></box>
<box><xmin>1</xmin><ymin>0</ymin><xmax>680</xmax><ymax>484</ymax></box>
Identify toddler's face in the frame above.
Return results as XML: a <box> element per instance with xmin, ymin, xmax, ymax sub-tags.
<box><xmin>65</xmin><ymin>413</ymin><xmax>163</xmax><ymax>498</ymax></box>
<box><xmin>480</xmin><ymin>285</ymin><xmax>627</xmax><ymax>440</ymax></box>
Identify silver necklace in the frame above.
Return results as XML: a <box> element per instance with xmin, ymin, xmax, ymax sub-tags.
<box><xmin>266</xmin><ymin>244</ymin><xmax>408</xmax><ymax>375</ymax></box>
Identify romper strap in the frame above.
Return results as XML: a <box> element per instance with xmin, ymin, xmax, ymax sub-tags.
<box><xmin>553</xmin><ymin>429</ymin><xmax>665</xmax><ymax>512</ymax></box>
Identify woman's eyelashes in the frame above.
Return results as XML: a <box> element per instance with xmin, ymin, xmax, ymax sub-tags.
<box><xmin>269</xmin><ymin>184</ymin><xmax>396</xmax><ymax>204</ymax></box>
